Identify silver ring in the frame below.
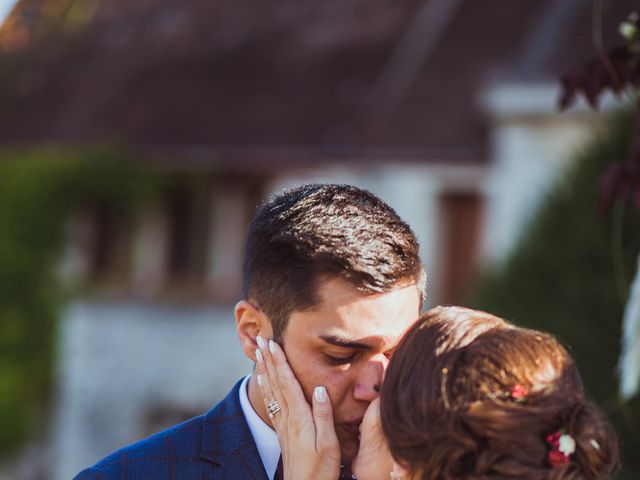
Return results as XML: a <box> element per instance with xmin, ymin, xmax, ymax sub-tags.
<box><xmin>267</xmin><ymin>399</ymin><xmax>281</xmax><ymax>418</ymax></box>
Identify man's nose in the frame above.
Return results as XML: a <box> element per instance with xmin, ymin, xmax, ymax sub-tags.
<box><xmin>353</xmin><ymin>354</ymin><xmax>389</xmax><ymax>402</ymax></box>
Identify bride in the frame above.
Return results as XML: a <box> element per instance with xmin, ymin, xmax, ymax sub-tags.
<box><xmin>254</xmin><ymin>306</ymin><xmax>619</xmax><ymax>480</ymax></box>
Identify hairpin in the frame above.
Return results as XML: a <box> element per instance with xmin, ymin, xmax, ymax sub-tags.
<box><xmin>441</xmin><ymin>368</ymin><xmax>451</xmax><ymax>409</ymax></box>
<box><xmin>488</xmin><ymin>384</ymin><xmax>529</xmax><ymax>403</ymax></box>
<box><xmin>546</xmin><ymin>429</ymin><xmax>576</xmax><ymax>468</ymax></box>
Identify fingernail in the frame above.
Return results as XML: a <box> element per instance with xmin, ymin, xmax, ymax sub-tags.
<box><xmin>255</xmin><ymin>348</ymin><xmax>263</xmax><ymax>363</ymax></box>
<box><xmin>269</xmin><ymin>340</ymin><xmax>277</xmax><ymax>354</ymax></box>
<box><xmin>257</xmin><ymin>374</ymin><xmax>263</xmax><ymax>387</ymax></box>
<box><xmin>314</xmin><ymin>386</ymin><xmax>328</xmax><ymax>403</ymax></box>
<box><xmin>256</xmin><ymin>336</ymin><xmax>266</xmax><ymax>349</ymax></box>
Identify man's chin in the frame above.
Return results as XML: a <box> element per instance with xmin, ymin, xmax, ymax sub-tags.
<box><xmin>336</xmin><ymin>426</ymin><xmax>360</xmax><ymax>464</ymax></box>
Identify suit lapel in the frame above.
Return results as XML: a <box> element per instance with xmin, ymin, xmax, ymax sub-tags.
<box><xmin>200</xmin><ymin>378</ymin><xmax>269</xmax><ymax>480</ymax></box>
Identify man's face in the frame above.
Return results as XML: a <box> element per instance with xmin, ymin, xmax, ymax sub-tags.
<box><xmin>281</xmin><ymin>277</ymin><xmax>421</xmax><ymax>464</ymax></box>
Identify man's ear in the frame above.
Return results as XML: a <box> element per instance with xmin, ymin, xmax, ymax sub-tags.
<box><xmin>235</xmin><ymin>300</ymin><xmax>273</xmax><ymax>362</ymax></box>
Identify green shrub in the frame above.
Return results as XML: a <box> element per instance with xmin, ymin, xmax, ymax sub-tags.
<box><xmin>471</xmin><ymin>112</ymin><xmax>640</xmax><ymax>478</ymax></box>
<box><xmin>0</xmin><ymin>148</ymin><xmax>161</xmax><ymax>454</ymax></box>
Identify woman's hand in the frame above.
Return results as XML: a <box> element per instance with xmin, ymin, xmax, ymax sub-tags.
<box><xmin>352</xmin><ymin>398</ymin><xmax>394</xmax><ymax>480</ymax></box>
<box><xmin>256</xmin><ymin>336</ymin><xmax>341</xmax><ymax>480</ymax></box>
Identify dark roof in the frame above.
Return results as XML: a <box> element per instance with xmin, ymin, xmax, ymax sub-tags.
<box><xmin>0</xmin><ymin>0</ymin><xmax>636</xmax><ymax>166</ymax></box>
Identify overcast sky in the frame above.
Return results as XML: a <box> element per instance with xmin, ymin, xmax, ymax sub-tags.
<box><xmin>0</xmin><ymin>0</ymin><xmax>16</xmax><ymax>25</ymax></box>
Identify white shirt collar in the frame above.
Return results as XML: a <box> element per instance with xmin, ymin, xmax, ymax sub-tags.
<box><xmin>239</xmin><ymin>374</ymin><xmax>281</xmax><ymax>480</ymax></box>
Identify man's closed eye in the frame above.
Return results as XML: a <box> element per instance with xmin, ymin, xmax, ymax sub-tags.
<box><xmin>325</xmin><ymin>353</ymin><xmax>358</xmax><ymax>366</ymax></box>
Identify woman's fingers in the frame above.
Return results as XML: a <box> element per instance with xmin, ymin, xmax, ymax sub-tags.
<box><xmin>312</xmin><ymin>386</ymin><xmax>340</xmax><ymax>457</ymax></box>
<box><xmin>256</xmin><ymin>336</ymin><xmax>340</xmax><ymax>480</ymax></box>
<box><xmin>263</xmin><ymin>338</ymin><xmax>311</xmax><ymax>419</ymax></box>
<box><xmin>258</xmin><ymin>337</ymin><xmax>288</xmax><ymax>415</ymax></box>
<box><xmin>255</xmin><ymin>343</ymin><xmax>286</xmax><ymax>428</ymax></box>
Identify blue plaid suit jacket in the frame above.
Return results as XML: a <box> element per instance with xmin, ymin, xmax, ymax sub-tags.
<box><xmin>74</xmin><ymin>379</ymin><xmax>268</xmax><ymax>480</ymax></box>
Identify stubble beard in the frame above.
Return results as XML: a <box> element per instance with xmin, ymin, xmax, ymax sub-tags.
<box><xmin>337</xmin><ymin>425</ymin><xmax>360</xmax><ymax>465</ymax></box>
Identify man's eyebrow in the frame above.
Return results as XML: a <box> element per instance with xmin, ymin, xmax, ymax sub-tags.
<box><xmin>319</xmin><ymin>335</ymin><xmax>372</xmax><ymax>350</ymax></box>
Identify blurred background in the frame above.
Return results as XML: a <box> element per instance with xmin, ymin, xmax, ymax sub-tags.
<box><xmin>0</xmin><ymin>0</ymin><xmax>639</xmax><ymax>478</ymax></box>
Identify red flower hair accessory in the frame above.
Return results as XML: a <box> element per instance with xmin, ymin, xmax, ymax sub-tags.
<box><xmin>546</xmin><ymin>429</ymin><xmax>576</xmax><ymax>468</ymax></box>
<box><xmin>488</xmin><ymin>384</ymin><xmax>529</xmax><ymax>403</ymax></box>
<box><xmin>509</xmin><ymin>384</ymin><xmax>529</xmax><ymax>402</ymax></box>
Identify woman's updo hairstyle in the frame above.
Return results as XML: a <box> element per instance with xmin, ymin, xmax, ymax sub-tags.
<box><xmin>380</xmin><ymin>306</ymin><xmax>618</xmax><ymax>480</ymax></box>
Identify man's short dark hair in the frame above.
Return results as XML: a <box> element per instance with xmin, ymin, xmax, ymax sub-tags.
<box><xmin>242</xmin><ymin>184</ymin><xmax>426</xmax><ymax>341</ymax></box>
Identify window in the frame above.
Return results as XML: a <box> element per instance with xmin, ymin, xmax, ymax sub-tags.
<box><xmin>88</xmin><ymin>204</ymin><xmax>132</xmax><ymax>282</ymax></box>
<box><xmin>439</xmin><ymin>192</ymin><xmax>483</xmax><ymax>304</ymax></box>
<box><xmin>165</xmin><ymin>175</ymin><xmax>212</xmax><ymax>286</ymax></box>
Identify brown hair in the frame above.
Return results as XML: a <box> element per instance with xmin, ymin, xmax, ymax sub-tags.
<box><xmin>381</xmin><ymin>306</ymin><xmax>619</xmax><ymax>480</ymax></box>
<box><xmin>242</xmin><ymin>184</ymin><xmax>426</xmax><ymax>341</ymax></box>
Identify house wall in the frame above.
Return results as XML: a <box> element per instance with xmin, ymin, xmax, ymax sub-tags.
<box><xmin>50</xmin><ymin>301</ymin><xmax>252</xmax><ymax>480</ymax></box>
<box><xmin>479</xmin><ymin>82</ymin><xmax>615</xmax><ymax>267</ymax></box>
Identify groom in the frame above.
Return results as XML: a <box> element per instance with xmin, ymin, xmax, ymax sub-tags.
<box><xmin>75</xmin><ymin>184</ymin><xmax>426</xmax><ymax>479</ymax></box>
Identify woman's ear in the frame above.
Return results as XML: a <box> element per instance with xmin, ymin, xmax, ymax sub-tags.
<box><xmin>391</xmin><ymin>462</ymin><xmax>410</xmax><ymax>480</ymax></box>
<box><xmin>235</xmin><ymin>300</ymin><xmax>273</xmax><ymax>362</ymax></box>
